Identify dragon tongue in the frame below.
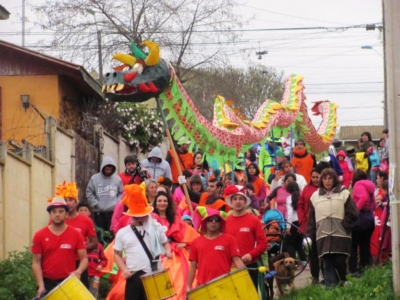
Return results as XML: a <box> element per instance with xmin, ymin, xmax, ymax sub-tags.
<box><xmin>124</xmin><ymin>72</ymin><xmax>138</xmax><ymax>82</ymax></box>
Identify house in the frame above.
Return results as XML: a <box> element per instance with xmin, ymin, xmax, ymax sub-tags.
<box><xmin>338</xmin><ymin>125</ymin><xmax>385</xmax><ymax>148</ymax></box>
<box><xmin>0</xmin><ymin>39</ymin><xmax>104</xmax><ymax>148</ymax></box>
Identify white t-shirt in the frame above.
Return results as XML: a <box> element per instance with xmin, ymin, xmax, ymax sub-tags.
<box><xmin>286</xmin><ymin>195</ymin><xmax>298</xmax><ymax>228</ymax></box>
<box><xmin>114</xmin><ymin>224</ymin><xmax>167</xmax><ymax>273</ymax></box>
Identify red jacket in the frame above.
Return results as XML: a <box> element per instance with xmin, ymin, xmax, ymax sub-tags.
<box><xmin>87</xmin><ymin>243</ymin><xmax>108</xmax><ymax>277</ymax></box>
<box><xmin>297</xmin><ymin>184</ymin><xmax>318</xmax><ymax>234</ymax></box>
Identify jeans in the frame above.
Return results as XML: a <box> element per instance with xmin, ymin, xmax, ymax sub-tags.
<box><xmin>322</xmin><ymin>254</ymin><xmax>347</xmax><ymax>287</ymax></box>
<box><xmin>94</xmin><ymin>211</ymin><xmax>113</xmax><ymax>232</ymax></box>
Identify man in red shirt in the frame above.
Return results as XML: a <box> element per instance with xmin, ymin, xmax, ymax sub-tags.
<box><xmin>187</xmin><ymin>211</ymin><xmax>244</xmax><ymax>291</ymax></box>
<box><xmin>31</xmin><ymin>197</ymin><xmax>87</xmax><ymax>298</ymax></box>
<box><xmin>119</xmin><ymin>154</ymin><xmax>148</xmax><ymax>186</ymax></box>
<box><xmin>55</xmin><ymin>181</ymin><xmax>98</xmax><ymax>288</ymax></box>
<box><xmin>225</xmin><ymin>185</ymin><xmax>267</xmax><ymax>290</ymax></box>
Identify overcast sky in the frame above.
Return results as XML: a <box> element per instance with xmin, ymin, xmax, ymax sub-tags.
<box><xmin>1</xmin><ymin>0</ymin><xmax>384</xmax><ymax>129</ymax></box>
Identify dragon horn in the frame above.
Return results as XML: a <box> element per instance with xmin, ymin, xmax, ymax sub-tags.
<box><xmin>141</xmin><ymin>40</ymin><xmax>160</xmax><ymax>66</ymax></box>
<box><xmin>131</xmin><ymin>41</ymin><xmax>147</xmax><ymax>60</ymax></box>
<box><xmin>112</xmin><ymin>53</ymin><xmax>136</xmax><ymax>67</ymax></box>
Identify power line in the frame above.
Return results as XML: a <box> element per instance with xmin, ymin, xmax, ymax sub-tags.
<box><xmin>0</xmin><ymin>22</ymin><xmax>382</xmax><ymax>35</ymax></box>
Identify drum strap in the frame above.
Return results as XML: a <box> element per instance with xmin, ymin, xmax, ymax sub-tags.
<box><xmin>131</xmin><ymin>225</ymin><xmax>159</xmax><ymax>271</ymax></box>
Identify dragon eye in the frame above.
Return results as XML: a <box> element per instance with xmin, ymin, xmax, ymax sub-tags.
<box><xmin>122</xmin><ymin>66</ymin><xmax>131</xmax><ymax>72</ymax></box>
<box><xmin>132</xmin><ymin>63</ymin><xmax>144</xmax><ymax>74</ymax></box>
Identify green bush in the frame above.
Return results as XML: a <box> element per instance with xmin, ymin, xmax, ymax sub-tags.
<box><xmin>280</xmin><ymin>263</ymin><xmax>398</xmax><ymax>300</ymax></box>
<box><xmin>0</xmin><ymin>249</ymin><xmax>37</xmax><ymax>300</ymax></box>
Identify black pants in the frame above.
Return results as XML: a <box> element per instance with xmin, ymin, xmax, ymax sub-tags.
<box><xmin>94</xmin><ymin>211</ymin><xmax>113</xmax><ymax>232</ymax></box>
<box><xmin>349</xmin><ymin>224</ymin><xmax>375</xmax><ymax>273</ymax></box>
<box><xmin>282</xmin><ymin>222</ymin><xmax>307</xmax><ymax>262</ymax></box>
<box><xmin>322</xmin><ymin>254</ymin><xmax>347</xmax><ymax>287</ymax></box>
<box><xmin>43</xmin><ymin>278</ymin><xmax>65</xmax><ymax>295</ymax></box>
<box><xmin>309</xmin><ymin>237</ymin><xmax>320</xmax><ymax>280</ymax></box>
<box><xmin>246</xmin><ymin>262</ymin><xmax>259</xmax><ymax>291</ymax></box>
<box><xmin>75</xmin><ymin>260</ymin><xmax>89</xmax><ymax>289</ymax></box>
<box><xmin>125</xmin><ymin>271</ymin><xmax>147</xmax><ymax>300</ymax></box>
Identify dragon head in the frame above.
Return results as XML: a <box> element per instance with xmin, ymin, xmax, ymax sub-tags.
<box><xmin>102</xmin><ymin>41</ymin><xmax>170</xmax><ymax>102</ymax></box>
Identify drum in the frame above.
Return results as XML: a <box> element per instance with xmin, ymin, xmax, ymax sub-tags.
<box><xmin>42</xmin><ymin>275</ymin><xmax>95</xmax><ymax>300</ymax></box>
<box><xmin>187</xmin><ymin>268</ymin><xmax>258</xmax><ymax>300</ymax></box>
<box><xmin>141</xmin><ymin>269</ymin><xmax>176</xmax><ymax>300</ymax></box>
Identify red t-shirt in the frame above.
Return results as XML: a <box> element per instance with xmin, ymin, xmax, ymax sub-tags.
<box><xmin>225</xmin><ymin>213</ymin><xmax>267</xmax><ymax>264</ymax></box>
<box><xmin>189</xmin><ymin>234</ymin><xmax>240</xmax><ymax>285</ymax></box>
<box><xmin>65</xmin><ymin>213</ymin><xmax>97</xmax><ymax>240</ymax></box>
<box><xmin>31</xmin><ymin>226</ymin><xmax>86</xmax><ymax>280</ymax></box>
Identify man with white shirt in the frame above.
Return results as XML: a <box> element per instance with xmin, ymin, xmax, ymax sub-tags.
<box><xmin>113</xmin><ymin>184</ymin><xmax>172</xmax><ymax>300</ymax></box>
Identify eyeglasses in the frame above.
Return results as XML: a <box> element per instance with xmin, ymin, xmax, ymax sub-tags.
<box><xmin>206</xmin><ymin>217</ymin><xmax>221</xmax><ymax>223</ymax></box>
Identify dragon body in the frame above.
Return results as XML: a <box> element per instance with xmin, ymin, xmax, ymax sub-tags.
<box><xmin>103</xmin><ymin>41</ymin><xmax>338</xmax><ymax>161</ymax></box>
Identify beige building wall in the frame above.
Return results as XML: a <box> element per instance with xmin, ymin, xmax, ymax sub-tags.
<box><xmin>55</xmin><ymin>128</ymin><xmax>74</xmax><ymax>184</ymax></box>
<box><xmin>0</xmin><ymin>125</ymin><xmax>138</xmax><ymax>260</ymax></box>
<box><xmin>4</xmin><ymin>152</ymin><xmax>31</xmax><ymax>255</ymax></box>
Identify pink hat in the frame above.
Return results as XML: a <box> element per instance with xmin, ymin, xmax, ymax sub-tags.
<box><xmin>193</xmin><ymin>206</ymin><xmax>227</xmax><ymax>233</ymax></box>
<box><xmin>47</xmin><ymin>196</ymin><xmax>70</xmax><ymax>212</ymax></box>
<box><xmin>224</xmin><ymin>185</ymin><xmax>251</xmax><ymax>207</ymax></box>
<box><xmin>336</xmin><ymin>150</ymin><xmax>347</xmax><ymax>158</ymax></box>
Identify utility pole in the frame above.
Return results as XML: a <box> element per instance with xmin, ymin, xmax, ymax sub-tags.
<box><xmin>383</xmin><ymin>0</ymin><xmax>400</xmax><ymax>295</ymax></box>
<box><xmin>22</xmin><ymin>0</ymin><xmax>25</xmax><ymax>46</ymax></box>
<box><xmin>97</xmin><ymin>30</ymin><xmax>103</xmax><ymax>85</ymax></box>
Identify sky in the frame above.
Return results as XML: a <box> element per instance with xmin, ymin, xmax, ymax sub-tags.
<box><xmin>0</xmin><ymin>0</ymin><xmax>384</xmax><ymax>129</ymax></box>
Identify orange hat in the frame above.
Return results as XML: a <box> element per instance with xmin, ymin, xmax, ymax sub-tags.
<box><xmin>122</xmin><ymin>184</ymin><xmax>153</xmax><ymax>217</ymax></box>
<box><xmin>55</xmin><ymin>181</ymin><xmax>79</xmax><ymax>202</ymax></box>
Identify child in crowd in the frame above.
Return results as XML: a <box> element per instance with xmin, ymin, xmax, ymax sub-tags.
<box><xmin>182</xmin><ymin>215</ymin><xmax>194</xmax><ymax>227</ymax></box>
<box><xmin>77</xmin><ymin>203</ymin><xmax>108</xmax><ymax>298</ymax></box>
<box><xmin>336</xmin><ymin>150</ymin><xmax>353</xmax><ymax>188</ymax></box>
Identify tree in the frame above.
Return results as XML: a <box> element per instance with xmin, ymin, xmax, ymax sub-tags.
<box><xmin>182</xmin><ymin>65</ymin><xmax>285</xmax><ymax>121</ymax></box>
<box><xmin>29</xmin><ymin>0</ymin><xmax>242</xmax><ymax>82</ymax></box>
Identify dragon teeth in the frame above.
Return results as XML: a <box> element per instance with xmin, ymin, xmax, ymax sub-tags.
<box><xmin>115</xmin><ymin>83</ymin><xmax>124</xmax><ymax>91</ymax></box>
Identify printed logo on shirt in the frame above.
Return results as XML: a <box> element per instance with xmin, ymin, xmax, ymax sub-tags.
<box><xmin>60</xmin><ymin>244</ymin><xmax>72</xmax><ymax>249</ymax></box>
<box><xmin>215</xmin><ymin>246</ymin><xmax>225</xmax><ymax>251</ymax></box>
<box><xmin>239</xmin><ymin>227</ymin><xmax>250</xmax><ymax>232</ymax></box>
<box><xmin>74</xmin><ymin>228</ymin><xmax>82</xmax><ymax>233</ymax></box>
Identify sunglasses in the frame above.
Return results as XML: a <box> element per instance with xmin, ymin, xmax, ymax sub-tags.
<box><xmin>206</xmin><ymin>217</ymin><xmax>221</xmax><ymax>223</ymax></box>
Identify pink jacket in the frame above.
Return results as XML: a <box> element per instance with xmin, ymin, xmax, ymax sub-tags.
<box><xmin>352</xmin><ymin>179</ymin><xmax>376</xmax><ymax>211</ymax></box>
<box><xmin>337</xmin><ymin>150</ymin><xmax>353</xmax><ymax>188</ymax></box>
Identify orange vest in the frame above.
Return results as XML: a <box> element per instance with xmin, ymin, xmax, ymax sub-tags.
<box><xmin>169</xmin><ymin>150</ymin><xmax>194</xmax><ymax>183</ymax></box>
<box><xmin>291</xmin><ymin>153</ymin><xmax>314</xmax><ymax>184</ymax></box>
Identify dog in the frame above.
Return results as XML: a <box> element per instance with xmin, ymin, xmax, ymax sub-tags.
<box><xmin>273</xmin><ymin>254</ymin><xmax>296</xmax><ymax>296</ymax></box>
<box><xmin>264</xmin><ymin>252</ymin><xmax>292</xmax><ymax>299</ymax></box>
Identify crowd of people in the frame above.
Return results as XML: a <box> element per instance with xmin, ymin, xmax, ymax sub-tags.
<box><xmin>30</xmin><ymin>128</ymin><xmax>391</xmax><ymax>299</ymax></box>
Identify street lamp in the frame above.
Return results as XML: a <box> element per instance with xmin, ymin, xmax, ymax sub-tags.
<box><xmin>361</xmin><ymin>45</ymin><xmax>387</xmax><ymax>127</ymax></box>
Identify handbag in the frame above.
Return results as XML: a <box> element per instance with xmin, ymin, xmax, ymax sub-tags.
<box><xmin>353</xmin><ymin>194</ymin><xmax>375</xmax><ymax>231</ymax></box>
<box><xmin>131</xmin><ymin>225</ymin><xmax>159</xmax><ymax>271</ymax></box>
